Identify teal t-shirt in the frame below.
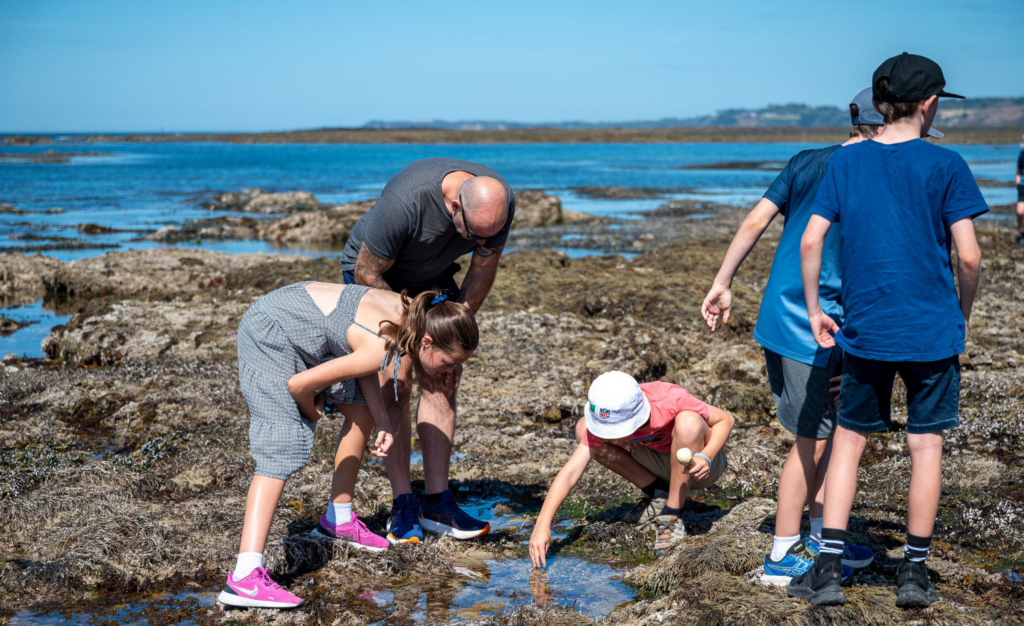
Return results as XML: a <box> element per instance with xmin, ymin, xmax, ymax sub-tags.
<box><xmin>811</xmin><ymin>139</ymin><xmax>988</xmax><ymax>361</ymax></box>
<box><xmin>753</xmin><ymin>145</ymin><xmax>844</xmax><ymax>367</ymax></box>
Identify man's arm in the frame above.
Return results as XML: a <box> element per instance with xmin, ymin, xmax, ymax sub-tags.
<box><xmin>460</xmin><ymin>245</ymin><xmax>503</xmax><ymax>312</ymax></box>
<box><xmin>800</xmin><ymin>214</ymin><xmax>839</xmax><ymax>348</ymax></box>
<box><xmin>529</xmin><ymin>443</ymin><xmax>592</xmax><ymax>568</ymax></box>
<box><xmin>950</xmin><ymin>218</ymin><xmax>982</xmax><ymax>334</ymax></box>
<box><xmin>701</xmin><ymin>198</ymin><xmax>781</xmax><ymax>331</ymax></box>
<box><xmin>353</xmin><ymin>242</ymin><xmax>395</xmax><ymax>291</ymax></box>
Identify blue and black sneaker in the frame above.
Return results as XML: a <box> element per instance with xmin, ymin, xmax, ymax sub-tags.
<box><xmin>761</xmin><ymin>538</ymin><xmax>816</xmax><ymax>586</ymax></box>
<box><xmin>386</xmin><ymin>493</ymin><xmax>423</xmax><ymax>545</ymax></box>
<box><xmin>762</xmin><ymin>538</ymin><xmax>853</xmax><ymax>586</ymax></box>
<box><xmin>806</xmin><ymin>537</ymin><xmax>874</xmax><ymax>569</ymax></box>
<box><xmin>419</xmin><ymin>490</ymin><xmax>490</xmax><ymax>540</ymax></box>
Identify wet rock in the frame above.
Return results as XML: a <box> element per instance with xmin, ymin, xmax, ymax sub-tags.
<box><xmin>257</xmin><ymin>199</ymin><xmax>373</xmax><ymax>244</ymax></box>
<box><xmin>42</xmin><ymin>248</ymin><xmax>322</xmax><ymax>299</ymax></box>
<box><xmin>76</xmin><ymin>223</ymin><xmax>142</xmax><ymax>235</ymax></box>
<box><xmin>571</xmin><ymin>185</ymin><xmax>668</xmax><ymax>200</ymax></box>
<box><xmin>0</xmin><ymin>253</ymin><xmax>61</xmax><ymax>304</ymax></box>
<box><xmin>144</xmin><ymin>216</ymin><xmax>261</xmax><ymax>242</ymax></box>
<box><xmin>0</xmin><ymin>316</ymin><xmax>29</xmax><ymax>337</ymax></box>
<box><xmin>513</xmin><ymin>189</ymin><xmax>590</xmax><ymax>229</ymax></box>
<box><xmin>205</xmin><ymin>188</ymin><xmax>321</xmax><ymax>214</ymax></box>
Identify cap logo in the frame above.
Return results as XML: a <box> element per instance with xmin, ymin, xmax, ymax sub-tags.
<box><xmin>590</xmin><ymin>402</ymin><xmax>611</xmax><ymax>421</ymax></box>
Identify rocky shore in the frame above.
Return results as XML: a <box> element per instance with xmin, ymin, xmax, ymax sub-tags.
<box><xmin>0</xmin><ymin>205</ymin><xmax>1022</xmax><ymax>624</ymax></box>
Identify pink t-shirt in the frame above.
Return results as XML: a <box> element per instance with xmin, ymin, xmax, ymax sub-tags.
<box><xmin>582</xmin><ymin>381</ymin><xmax>710</xmax><ymax>454</ymax></box>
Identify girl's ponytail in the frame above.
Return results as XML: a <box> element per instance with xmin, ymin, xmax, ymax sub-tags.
<box><xmin>379</xmin><ymin>291</ymin><xmax>479</xmax><ymax>361</ymax></box>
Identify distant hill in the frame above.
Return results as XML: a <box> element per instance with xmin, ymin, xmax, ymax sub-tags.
<box><xmin>363</xmin><ymin>98</ymin><xmax>1024</xmax><ymax>130</ymax></box>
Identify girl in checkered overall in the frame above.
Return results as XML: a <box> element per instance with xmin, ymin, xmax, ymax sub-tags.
<box><xmin>219</xmin><ymin>282</ymin><xmax>478</xmax><ymax>609</ymax></box>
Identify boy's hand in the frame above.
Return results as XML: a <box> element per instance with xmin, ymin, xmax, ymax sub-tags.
<box><xmin>701</xmin><ymin>283</ymin><xmax>732</xmax><ymax>332</ymax></box>
<box><xmin>683</xmin><ymin>455</ymin><xmax>711</xmax><ymax>481</ymax></box>
<box><xmin>809</xmin><ymin>311</ymin><xmax>839</xmax><ymax>348</ymax></box>
<box><xmin>371</xmin><ymin>430</ymin><xmax>393</xmax><ymax>457</ymax></box>
<box><xmin>529</xmin><ymin>527</ymin><xmax>551</xmax><ymax>569</ymax></box>
<box><xmin>829</xmin><ymin>375</ymin><xmax>842</xmax><ymax>411</ymax></box>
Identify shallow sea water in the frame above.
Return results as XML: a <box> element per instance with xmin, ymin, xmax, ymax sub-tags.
<box><xmin>8</xmin><ymin>494</ymin><xmax>633</xmax><ymax>625</ymax></box>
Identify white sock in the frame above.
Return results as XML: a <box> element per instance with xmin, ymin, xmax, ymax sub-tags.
<box><xmin>810</xmin><ymin>516</ymin><xmax>823</xmax><ymax>544</ymax></box>
<box><xmin>770</xmin><ymin>534</ymin><xmax>802</xmax><ymax>561</ymax></box>
<box><xmin>233</xmin><ymin>552</ymin><xmax>263</xmax><ymax>580</ymax></box>
<box><xmin>326</xmin><ymin>501</ymin><xmax>353</xmax><ymax>525</ymax></box>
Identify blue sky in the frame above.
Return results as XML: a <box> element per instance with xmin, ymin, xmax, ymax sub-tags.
<box><xmin>2</xmin><ymin>0</ymin><xmax>1022</xmax><ymax>132</ymax></box>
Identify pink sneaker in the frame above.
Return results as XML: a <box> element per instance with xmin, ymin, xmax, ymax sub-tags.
<box><xmin>312</xmin><ymin>512</ymin><xmax>389</xmax><ymax>552</ymax></box>
<box><xmin>217</xmin><ymin>567</ymin><xmax>303</xmax><ymax>609</ymax></box>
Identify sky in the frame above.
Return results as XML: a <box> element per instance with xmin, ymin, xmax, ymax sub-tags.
<box><xmin>1</xmin><ymin>0</ymin><xmax>1022</xmax><ymax>133</ymax></box>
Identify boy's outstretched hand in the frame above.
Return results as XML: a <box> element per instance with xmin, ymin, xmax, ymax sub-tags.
<box><xmin>371</xmin><ymin>430</ymin><xmax>393</xmax><ymax>458</ymax></box>
<box><xmin>701</xmin><ymin>283</ymin><xmax>732</xmax><ymax>332</ymax></box>
<box><xmin>809</xmin><ymin>311</ymin><xmax>839</xmax><ymax>348</ymax></box>
<box><xmin>529</xmin><ymin>527</ymin><xmax>550</xmax><ymax>569</ymax></box>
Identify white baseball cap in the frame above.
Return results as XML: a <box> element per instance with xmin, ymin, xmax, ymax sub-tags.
<box><xmin>584</xmin><ymin>371</ymin><xmax>651</xmax><ymax>440</ymax></box>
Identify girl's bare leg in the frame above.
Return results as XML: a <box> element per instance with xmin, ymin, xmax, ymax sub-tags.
<box><xmin>330</xmin><ymin>404</ymin><xmax>375</xmax><ymax>503</ymax></box>
<box><xmin>239</xmin><ymin>475</ymin><xmax>286</xmax><ymax>554</ymax></box>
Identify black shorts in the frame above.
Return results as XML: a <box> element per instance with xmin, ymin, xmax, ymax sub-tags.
<box><xmin>837</xmin><ymin>353</ymin><xmax>960</xmax><ymax>435</ymax></box>
<box><xmin>342</xmin><ymin>267</ymin><xmax>462</xmax><ymax>300</ymax></box>
<box><xmin>1017</xmin><ymin>183</ymin><xmax>1024</xmax><ymax>203</ymax></box>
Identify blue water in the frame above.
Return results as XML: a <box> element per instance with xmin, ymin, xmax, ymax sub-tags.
<box><xmin>0</xmin><ymin>300</ymin><xmax>71</xmax><ymax>358</ymax></box>
<box><xmin>2</xmin><ymin>141</ymin><xmax>1017</xmax><ymax>261</ymax></box>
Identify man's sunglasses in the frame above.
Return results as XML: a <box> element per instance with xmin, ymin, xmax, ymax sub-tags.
<box><xmin>458</xmin><ymin>193</ymin><xmax>480</xmax><ymax>240</ymax></box>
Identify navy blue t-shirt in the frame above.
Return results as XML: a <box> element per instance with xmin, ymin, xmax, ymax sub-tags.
<box><xmin>811</xmin><ymin>139</ymin><xmax>988</xmax><ymax>361</ymax></box>
<box><xmin>1018</xmin><ymin>150</ymin><xmax>1023</xmax><ymax>177</ymax></box>
<box><xmin>754</xmin><ymin>145</ymin><xmax>843</xmax><ymax>367</ymax></box>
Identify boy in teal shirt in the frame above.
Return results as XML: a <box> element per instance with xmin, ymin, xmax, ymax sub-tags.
<box><xmin>701</xmin><ymin>88</ymin><xmax>887</xmax><ymax>585</ymax></box>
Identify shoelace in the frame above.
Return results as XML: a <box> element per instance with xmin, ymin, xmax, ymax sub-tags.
<box><xmin>656</xmin><ymin>517</ymin><xmax>685</xmax><ymax>543</ymax></box>
<box><xmin>398</xmin><ymin>502</ymin><xmax>418</xmax><ymax>525</ymax></box>
<box><xmin>255</xmin><ymin>568</ymin><xmax>284</xmax><ymax>591</ymax></box>
<box><xmin>348</xmin><ymin>512</ymin><xmax>372</xmax><ymax>540</ymax></box>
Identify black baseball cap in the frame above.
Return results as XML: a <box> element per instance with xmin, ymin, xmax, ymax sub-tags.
<box><xmin>872</xmin><ymin>52</ymin><xmax>964</xmax><ymax>103</ymax></box>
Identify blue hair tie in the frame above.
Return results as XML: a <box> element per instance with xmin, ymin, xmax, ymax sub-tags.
<box><xmin>431</xmin><ymin>294</ymin><xmax>448</xmax><ymax>305</ymax></box>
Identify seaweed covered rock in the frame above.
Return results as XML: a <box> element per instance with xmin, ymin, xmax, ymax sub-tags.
<box><xmin>206</xmin><ymin>188</ymin><xmax>320</xmax><ymax>214</ymax></box>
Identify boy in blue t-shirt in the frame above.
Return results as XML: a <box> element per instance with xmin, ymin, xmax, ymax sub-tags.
<box><xmin>791</xmin><ymin>53</ymin><xmax>986</xmax><ymax>609</ymax></box>
<box><xmin>701</xmin><ymin>88</ymin><xmax>888</xmax><ymax>586</ymax></box>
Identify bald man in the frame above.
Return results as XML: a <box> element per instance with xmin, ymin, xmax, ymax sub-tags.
<box><xmin>340</xmin><ymin>157</ymin><xmax>515</xmax><ymax>545</ymax></box>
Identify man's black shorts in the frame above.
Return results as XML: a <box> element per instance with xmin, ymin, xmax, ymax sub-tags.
<box><xmin>1017</xmin><ymin>183</ymin><xmax>1024</xmax><ymax>203</ymax></box>
<box><xmin>838</xmin><ymin>353</ymin><xmax>960</xmax><ymax>434</ymax></box>
<box><xmin>342</xmin><ymin>269</ymin><xmax>461</xmax><ymax>300</ymax></box>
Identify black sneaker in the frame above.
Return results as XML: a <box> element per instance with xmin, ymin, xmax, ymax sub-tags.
<box><xmin>1015</xmin><ymin>232</ymin><xmax>1024</xmax><ymax>245</ymax></box>
<box><xmin>895</xmin><ymin>560</ymin><xmax>939</xmax><ymax>609</ymax></box>
<box><xmin>787</xmin><ymin>560</ymin><xmax>846</xmax><ymax>605</ymax></box>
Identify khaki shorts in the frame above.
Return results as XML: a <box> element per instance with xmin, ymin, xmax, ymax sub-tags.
<box><xmin>631</xmin><ymin>445</ymin><xmax>728</xmax><ymax>491</ymax></box>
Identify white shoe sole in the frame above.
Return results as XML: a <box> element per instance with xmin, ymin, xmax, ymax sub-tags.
<box><xmin>217</xmin><ymin>590</ymin><xmax>302</xmax><ymax>609</ymax></box>
<box><xmin>385</xmin><ymin>520</ymin><xmax>423</xmax><ymax>545</ymax></box>
<box><xmin>419</xmin><ymin>517</ymin><xmax>490</xmax><ymax>539</ymax></box>
<box><xmin>759</xmin><ymin>573</ymin><xmax>796</xmax><ymax>587</ymax></box>
<box><xmin>311</xmin><ymin>527</ymin><xmax>388</xmax><ymax>552</ymax></box>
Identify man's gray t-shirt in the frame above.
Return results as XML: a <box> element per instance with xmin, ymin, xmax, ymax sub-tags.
<box><xmin>340</xmin><ymin>158</ymin><xmax>515</xmax><ymax>288</ymax></box>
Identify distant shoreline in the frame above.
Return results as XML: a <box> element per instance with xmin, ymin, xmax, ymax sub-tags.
<box><xmin>3</xmin><ymin>126</ymin><xmax>1020</xmax><ymax>145</ymax></box>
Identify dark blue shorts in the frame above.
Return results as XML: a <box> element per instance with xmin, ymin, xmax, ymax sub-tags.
<box><xmin>342</xmin><ymin>269</ymin><xmax>461</xmax><ymax>299</ymax></box>
<box><xmin>838</xmin><ymin>353</ymin><xmax>960</xmax><ymax>434</ymax></box>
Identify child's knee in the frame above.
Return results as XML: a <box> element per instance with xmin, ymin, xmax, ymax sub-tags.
<box><xmin>907</xmin><ymin>432</ymin><xmax>943</xmax><ymax>455</ymax></box>
<box><xmin>673</xmin><ymin>411</ymin><xmax>709</xmax><ymax>446</ymax></box>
